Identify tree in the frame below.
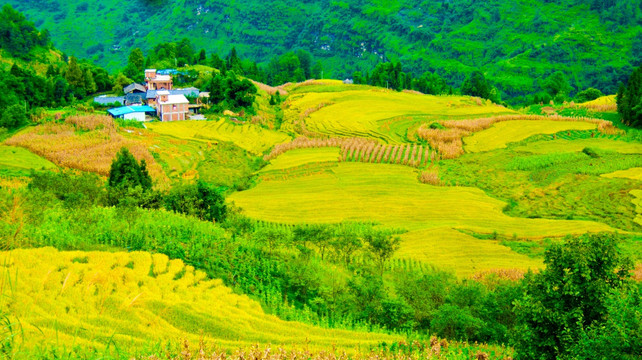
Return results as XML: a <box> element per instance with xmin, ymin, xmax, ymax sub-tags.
<box><xmin>575</xmin><ymin>87</ymin><xmax>604</xmax><ymax>103</ymax></box>
<box><xmin>461</xmin><ymin>71</ymin><xmax>491</xmax><ymax>99</ymax></box>
<box><xmin>0</xmin><ymin>103</ymin><xmax>27</xmax><ymax>129</ymax></box>
<box><xmin>124</xmin><ymin>48</ymin><xmax>145</xmax><ymax>81</ymax></box>
<box><xmin>513</xmin><ymin>233</ymin><xmax>633</xmax><ymax>360</ymax></box>
<box><xmin>364</xmin><ymin>230</ymin><xmax>401</xmax><ymax>275</ymax></box>
<box><xmin>108</xmin><ymin>147</ymin><xmax>152</xmax><ymax>191</ymax></box>
<box><xmin>112</xmin><ymin>73</ymin><xmax>134</xmax><ymax>95</ymax></box>
<box><xmin>65</xmin><ymin>56</ymin><xmax>85</xmax><ymax>97</ymax></box>
<box><xmin>618</xmin><ymin>65</ymin><xmax>642</xmax><ymax>128</ymax></box>
<box><xmin>164</xmin><ymin>181</ymin><xmax>227</xmax><ymax>222</ymax></box>
<box><xmin>542</xmin><ymin>71</ymin><xmax>572</xmax><ymax>100</ymax></box>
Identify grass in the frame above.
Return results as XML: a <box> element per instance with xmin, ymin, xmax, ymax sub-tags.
<box><xmin>1</xmin><ymin>247</ymin><xmax>399</xmax><ymax>358</ymax></box>
<box><xmin>230</xmin><ymin>162</ymin><xmax>612</xmax><ymax>262</ymax></box>
<box><xmin>0</xmin><ymin>145</ymin><xmax>57</xmax><ymax>171</ymax></box>
<box><xmin>513</xmin><ymin>138</ymin><xmax>642</xmax><ymax>154</ymax></box>
<box><xmin>463</xmin><ymin>120</ymin><xmax>598</xmax><ymax>153</ymax></box>
<box><xmin>282</xmin><ymin>89</ymin><xmax>514</xmax><ymax>143</ymax></box>
<box><xmin>146</xmin><ymin>119</ymin><xmax>291</xmax><ymax>155</ymax></box>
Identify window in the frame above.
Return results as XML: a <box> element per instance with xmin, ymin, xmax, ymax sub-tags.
<box><xmin>173</xmin><ymin>105</ymin><xmax>177</xmax><ymax>111</ymax></box>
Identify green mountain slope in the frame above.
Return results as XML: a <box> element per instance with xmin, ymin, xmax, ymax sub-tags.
<box><xmin>3</xmin><ymin>0</ymin><xmax>641</xmax><ymax>97</ymax></box>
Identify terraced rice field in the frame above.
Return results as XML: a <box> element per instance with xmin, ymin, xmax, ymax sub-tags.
<box><xmin>261</xmin><ymin>148</ymin><xmax>341</xmax><ymax>172</ymax></box>
<box><xmin>284</xmin><ymin>89</ymin><xmax>514</xmax><ymax>142</ymax></box>
<box><xmin>147</xmin><ymin>119</ymin><xmax>291</xmax><ymax>155</ymax></box>
<box><xmin>397</xmin><ymin>228</ymin><xmax>543</xmax><ymax>276</ymax></box>
<box><xmin>0</xmin><ymin>248</ymin><xmax>396</xmax><ymax>355</ymax></box>
<box><xmin>513</xmin><ymin>138</ymin><xmax>642</xmax><ymax>154</ymax></box>
<box><xmin>0</xmin><ymin>145</ymin><xmax>57</xmax><ymax>171</ymax></box>
<box><xmin>464</xmin><ymin>120</ymin><xmax>598</xmax><ymax>153</ymax></box>
<box><xmin>231</xmin><ymin>162</ymin><xmax>611</xmax><ymax>236</ymax></box>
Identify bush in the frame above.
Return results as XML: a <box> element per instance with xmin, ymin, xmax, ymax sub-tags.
<box><xmin>164</xmin><ymin>181</ymin><xmax>227</xmax><ymax>223</ymax></box>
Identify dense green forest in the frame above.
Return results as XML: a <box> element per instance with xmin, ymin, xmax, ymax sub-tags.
<box><xmin>3</xmin><ymin>0</ymin><xmax>642</xmax><ymax>102</ymax></box>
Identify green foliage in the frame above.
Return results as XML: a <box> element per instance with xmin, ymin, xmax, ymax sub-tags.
<box><xmin>107</xmin><ymin>147</ymin><xmax>155</xmax><ymax>207</ymax></box>
<box><xmin>618</xmin><ymin>65</ymin><xmax>642</xmax><ymax>128</ymax></box>
<box><xmin>0</xmin><ymin>4</ymin><xmax>50</xmax><ymax>59</ymax></box>
<box><xmin>28</xmin><ymin>169</ymin><xmax>104</xmax><ymax>208</ymax></box>
<box><xmin>164</xmin><ymin>181</ymin><xmax>227</xmax><ymax>223</ymax></box>
<box><xmin>7</xmin><ymin>0</ymin><xmax>642</xmax><ymax>103</ymax></box>
<box><xmin>206</xmin><ymin>72</ymin><xmax>258</xmax><ymax>110</ymax></box>
<box><xmin>0</xmin><ymin>104</ymin><xmax>27</xmax><ymax>130</ymax></box>
<box><xmin>575</xmin><ymin>88</ymin><xmax>604</xmax><ymax>103</ymax></box>
<box><xmin>513</xmin><ymin>233</ymin><xmax>634</xmax><ymax>360</ymax></box>
<box><xmin>108</xmin><ymin>147</ymin><xmax>152</xmax><ymax>191</ymax></box>
<box><xmin>461</xmin><ymin>71</ymin><xmax>491</xmax><ymax>100</ymax></box>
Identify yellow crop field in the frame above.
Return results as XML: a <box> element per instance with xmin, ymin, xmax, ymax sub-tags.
<box><xmin>261</xmin><ymin>147</ymin><xmax>341</xmax><ymax>172</ymax></box>
<box><xmin>0</xmin><ymin>145</ymin><xmax>57</xmax><ymax>170</ymax></box>
<box><xmin>0</xmin><ymin>248</ymin><xmax>397</xmax><ymax>356</ymax></box>
<box><xmin>602</xmin><ymin>167</ymin><xmax>642</xmax><ymax>181</ymax></box>
<box><xmin>146</xmin><ymin>120</ymin><xmax>291</xmax><ymax>155</ymax></box>
<box><xmin>283</xmin><ymin>89</ymin><xmax>514</xmax><ymax>143</ymax></box>
<box><xmin>463</xmin><ymin>120</ymin><xmax>597</xmax><ymax>153</ymax></box>
<box><xmin>578</xmin><ymin>95</ymin><xmax>617</xmax><ymax>112</ymax></box>
<box><xmin>513</xmin><ymin>138</ymin><xmax>642</xmax><ymax>154</ymax></box>
<box><xmin>230</xmin><ymin>162</ymin><xmax>612</xmax><ymax>236</ymax></box>
<box><xmin>397</xmin><ymin>228</ymin><xmax>543</xmax><ymax>276</ymax></box>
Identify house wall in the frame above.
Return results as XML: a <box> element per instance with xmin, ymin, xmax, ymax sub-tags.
<box><xmin>124</xmin><ymin>112</ymin><xmax>146</xmax><ymax>122</ymax></box>
<box><xmin>159</xmin><ymin>103</ymin><xmax>188</xmax><ymax>121</ymax></box>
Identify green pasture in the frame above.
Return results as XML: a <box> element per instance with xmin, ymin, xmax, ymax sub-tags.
<box><xmin>464</xmin><ymin>120</ymin><xmax>598</xmax><ymax>153</ymax></box>
<box><xmin>0</xmin><ymin>145</ymin><xmax>57</xmax><ymax>171</ymax></box>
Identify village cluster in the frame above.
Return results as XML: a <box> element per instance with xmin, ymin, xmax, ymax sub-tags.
<box><xmin>94</xmin><ymin>69</ymin><xmax>209</xmax><ymax>122</ymax></box>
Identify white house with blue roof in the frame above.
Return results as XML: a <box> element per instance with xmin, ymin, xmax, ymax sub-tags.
<box><xmin>107</xmin><ymin>105</ymin><xmax>156</xmax><ymax>122</ymax></box>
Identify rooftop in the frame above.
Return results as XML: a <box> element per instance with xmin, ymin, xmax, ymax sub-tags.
<box><xmin>159</xmin><ymin>94</ymin><xmax>189</xmax><ymax>105</ymax></box>
<box><xmin>107</xmin><ymin>105</ymin><xmax>156</xmax><ymax>117</ymax></box>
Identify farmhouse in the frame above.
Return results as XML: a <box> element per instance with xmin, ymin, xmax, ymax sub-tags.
<box><xmin>145</xmin><ymin>69</ymin><xmax>173</xmax><ymax>90</ymax></box>
<box><xmin>107</xmin><ymin>105</ymin><xmax>156</xmax><ymax>122</ymax></box>
<box><xmin>156</xmin><ymin>90</ymin><xmax>189</xmax><ymax>121</ymax></box>
<box><xmin>124</xmin><ymin>83</ymin><xmax>147</xmax><ymax>94</ymax></box>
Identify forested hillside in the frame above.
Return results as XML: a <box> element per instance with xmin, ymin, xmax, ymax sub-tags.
<box><xmin>3</xmin><ymin>0</ymin><xmax>642</xmax><ymax>100</ymax></box>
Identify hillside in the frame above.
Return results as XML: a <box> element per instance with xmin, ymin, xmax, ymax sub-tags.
<box><xmin>0</xmin><ymin>247</ymin><xmax>400</xmax><ymax>357</ymax></box>
<box><xmin>4</xmin><ymin>0</ymin><xmax>642</xmax><ymax>98</ymax></box>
